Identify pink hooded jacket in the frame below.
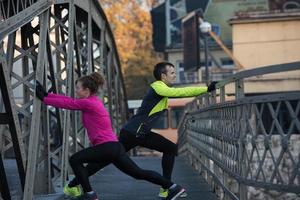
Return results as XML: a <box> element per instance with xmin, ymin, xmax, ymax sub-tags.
<box><xmin>44</xmin><ymin>93</ymin><xmax>118</xmax><ymax>145</ymax></box>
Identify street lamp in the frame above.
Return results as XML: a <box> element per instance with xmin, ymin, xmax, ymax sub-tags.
<box><xmin>199</xmin><ymin>21</ymin><xmax>211</xmax><ymax>85</ymax></box>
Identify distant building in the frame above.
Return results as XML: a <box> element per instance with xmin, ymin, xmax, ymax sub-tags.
<box><xmin>151</xmin><ymin>0</ymin><xmax>270</xmax><ymax>85</ymax></box>
<box><xmin>150</xmin><ymin>0</ymin><xmax>300</xmax><ymax>93</ymax></box>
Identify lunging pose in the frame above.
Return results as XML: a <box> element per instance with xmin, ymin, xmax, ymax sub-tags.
<box><xmin>118</xmin><ymin>62</ymin><xmax>217</xmax><ymax>198</ymax></box>
<box><xmin>35</xmin><ymin>72</ymin><xmax>185</xmax><ymax>200</ymax></box>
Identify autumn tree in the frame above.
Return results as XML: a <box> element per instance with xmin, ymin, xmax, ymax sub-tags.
<box><xmin>99</xmin><ymin>0</ymin><xmax>163</xmax><ymax>99</ymax></box>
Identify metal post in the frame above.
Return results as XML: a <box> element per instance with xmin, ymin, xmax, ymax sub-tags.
<box><xmin>166</xmin><ymin>0</ymin><xmax>171</xmax><ymax>46</ymax></box>
<box><xmin>236</xmin><ymin>79</ymin><xmax>247</xmax><ymax>200</ymax></box>
<box><xmin>61</xmin><ymin>0</ymin><xmax>75</xmax><ymax>187</ymax></box>
<box><xmin>200</xmin><ymin>21</ymin><xmax>211</xmax><ymax>85</ymax></box>
<box><xmin>204</xmin><ymin>34</ymin><xmax>209</xmax><ymax>85</ymax></box>
<box><xmin>23</xmin><ymin>9</ymin><xmax>49</xmax><ymax>200</ymax></box>
<box><xmin>0</xmin><ymin>47</ymin><xmax>26</xmax><ymax>191</ymax></box>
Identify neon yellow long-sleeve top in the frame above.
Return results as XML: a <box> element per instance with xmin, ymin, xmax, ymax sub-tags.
<box><xmin>122</xmin><ymin>80</ymin><xmax>207</xmax><ymax>135</ymax></box>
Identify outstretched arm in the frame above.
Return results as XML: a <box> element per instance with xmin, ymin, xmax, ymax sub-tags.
<box><xmin>43</xmin><ymin>93</ymin><xmax>91</xmax><ymax>111</ymax></box>
<box><xmin>35</xmin><ymin>81</ymin><xmax>90</xmax><ymax>110</ymax></box>
<box><xmin>151</xmin><ymin>81</ymin><xmax>208</xmax><ymax>98</ymax></box>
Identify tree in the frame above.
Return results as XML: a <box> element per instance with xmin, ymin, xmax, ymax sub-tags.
<box><xmin>99</xmin><ymin>0</ymin><xmax>163</xmax><ymax>99</ymax></box>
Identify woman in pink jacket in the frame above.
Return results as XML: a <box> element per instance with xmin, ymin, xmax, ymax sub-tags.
<box><xmin>35</xmin><ymin>72</ymin><xmax>185</xmax><ymax>200</ymax></box>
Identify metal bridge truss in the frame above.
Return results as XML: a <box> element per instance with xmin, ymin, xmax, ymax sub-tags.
<box><xmin>178</xmin><ymin>62</ymin><xmax>300</xmax><ymax>200</ymax></box>
<box><xmin>0</xmin><ymin>0</ymin><xmax>128</xmax><ymax>199</ymax></box>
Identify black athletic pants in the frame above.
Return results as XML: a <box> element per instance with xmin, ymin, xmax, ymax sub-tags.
<box><xmin>68</xmin><ymin>141</ymin><xmax>173</xmax><ymax>192</ymax></box>
<box><xmin>118</xmin><ymin>129</ymin><xmax>178</xmax><ymax>181</ymax></box>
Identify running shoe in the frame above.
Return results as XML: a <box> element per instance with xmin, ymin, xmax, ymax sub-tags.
<box><xmin>166</xmin><ymin>185</ymin><xmax>185</xmax><ymax>200</ymax></box>
<box><xmin>82</xmin><ymin>191</ymin><xmax>98</xmax><ymax>200</ymax></box>
<box><xmin>63</xmin><ymin>184</ymin><xmax>82</xmax><ymax>198</ymax></box>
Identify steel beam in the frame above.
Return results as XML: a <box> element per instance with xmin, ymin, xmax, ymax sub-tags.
<box><xmin>23</xmin><ymin>9</ymin><xmax>49</xmax><ymax>200</ymax></box>
<box><xmin>60</xmin><ymin>0</ymin><xmax>75</xmax><ymax>187</ymax></box>
<box><xmin>0</xmin><ymin>46</ymin><xmax>26</xmax><ymax>190</ymax></box>
<box><xmin>1</xmin><ymin>0</ymin><xmax>128</xmax><ymax>198</ymax></box>
<box><xmin>0</xmin><ymin>0</ymin><xmax>53</xmax><ymax>42</ymax></box>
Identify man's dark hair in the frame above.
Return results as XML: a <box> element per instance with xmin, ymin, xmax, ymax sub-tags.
<box><xmin>153</xmin><ymin>62</ymin><xmax>175</xmax><ymax>80</ymax></box>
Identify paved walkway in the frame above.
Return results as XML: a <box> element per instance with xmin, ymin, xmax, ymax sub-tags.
<box><xmin>83</xmin><ymin>156</ymin><xmax>218</xmax><ymax>200</ymax></box>
<box><xmin>6</xmin><ymin>156</ymin><xmax>218</xmax><ymax>200</ymax></box>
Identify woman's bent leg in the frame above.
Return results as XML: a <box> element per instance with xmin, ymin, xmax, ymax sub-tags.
<box><xmin>68</xmin><ymin>162</ymin><xmax>109</xmax><ymax>187</ymax></box>
<box><xmin>68</xmin><ymin>142</ymin><xmax>117</xmax><ymax>192</ymax></box>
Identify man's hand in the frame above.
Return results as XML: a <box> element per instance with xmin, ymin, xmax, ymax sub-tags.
<box><xmin>36</xmin><ymin>81</ymin><xmax>48</xmax><ymax>101</ymax></box>
<box><xmin>207</xmin><ymin>81</ymin><xmax>218</xmax><ymax>92</ymax></box>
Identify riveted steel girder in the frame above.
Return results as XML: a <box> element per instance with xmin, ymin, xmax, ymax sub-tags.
<box><xmin>0</xmin><ymin>0</ymin><xmax>128</xmax><ymax>199</ymax></box>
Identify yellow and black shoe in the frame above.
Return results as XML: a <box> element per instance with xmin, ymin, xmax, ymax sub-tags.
<box><xmin>63</xmin><ymin>184</ymin><xmax>82</xmax><ymax>198</ymax></box>
<box><xmin>158</xmin><ymin>187</ymin><xmax>169</xmax><ymax>198</ymax></box>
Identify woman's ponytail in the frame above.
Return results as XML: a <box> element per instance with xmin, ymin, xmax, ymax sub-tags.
<box><xmin>77</xmin><ymin>72</ymin><xmax>105</xmax><ymax>94</ymax></box>
<box><xmin>89</xmin><ymin>72</ymin><xmax>105</xmax><ymax>88</ymax></box>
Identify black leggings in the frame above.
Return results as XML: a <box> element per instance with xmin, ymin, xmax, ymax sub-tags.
<box><xmin>68</xmin><ymin>141</ymin><xmax>173</xmax><ymax>192</ymax></box>
<box><xmin>118</xmin><ymin>129</ymin><xmax>178</xmax><ymax>181</ymax></box>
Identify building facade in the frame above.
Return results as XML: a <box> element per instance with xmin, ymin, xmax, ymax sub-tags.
<box><xmin>230</xmin><ymin>11</ymin><xmax>300</xmax><ymax>93</ymax></box>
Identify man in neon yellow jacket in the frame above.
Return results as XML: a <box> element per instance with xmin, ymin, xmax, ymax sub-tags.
<box><xmin>119</xmin><ymin>62</ymin><xmax>217</xmax><ymax>198</ymax></box>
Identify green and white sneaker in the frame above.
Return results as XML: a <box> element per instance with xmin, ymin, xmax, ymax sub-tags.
<box><xmin>63</xmin><ymin>184</ymin><xmax>82</xmax><ymax>198</ymax></box>
<box><xmin>158</xmin><ymin>187</ymin><xmax>187</xmax><ymax>199</ymax></box>
<box><xmin>166</xmin><ymin>184</ymin><xmax>185</xmax><ymax>200</ymax></box>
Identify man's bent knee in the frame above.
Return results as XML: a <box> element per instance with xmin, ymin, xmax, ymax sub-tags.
<box><xmin>164</xmin><ymin>143</ymin><xmax>178</xmax><ymax>155</ymax></box>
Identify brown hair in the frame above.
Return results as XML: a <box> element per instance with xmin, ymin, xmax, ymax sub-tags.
<box><xmin>77</xmin><ymin>72</ymin><xmax>105</xmax><ymax>94</ymax></box>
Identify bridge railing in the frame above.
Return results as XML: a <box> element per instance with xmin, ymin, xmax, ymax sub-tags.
<box><xmin>178</xmin><ymin>62</ymin><xmax>300</xmax><ymax>200</ymax></box>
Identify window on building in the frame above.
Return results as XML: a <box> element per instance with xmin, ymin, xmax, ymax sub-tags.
<box><xmin>284</xmin><ymin>2</ymin><xmax>300</xmax><ymax>10</ymax></box>
<box><xmin>221</xmin><ymin>58</ymin><xmax>234</xmax><ymax>68</ymax></box>
<box><xmin>211</xmin><ymin>24</ymin><xmax>221</xmax><ymax>37</ymax></box>
<box><xmin>176</xmin><ymin>61</ymin><xmax>183</xmax><ymax>83</ymax></box>
<box><xmin>199</xmin><ymin>60</ymin><xmax>212</xmax><ymax>68</ymax></box>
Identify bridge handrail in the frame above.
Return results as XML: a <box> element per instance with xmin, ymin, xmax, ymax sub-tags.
<box><xmin>178</xmin><ymin>62</ymin><xmax>300</xmax><ymax>199</ymax></box>
<box><xmin>216</xmin><ymin>61</ymin><xmax>300</xmax><ymax>89</ymax></box>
